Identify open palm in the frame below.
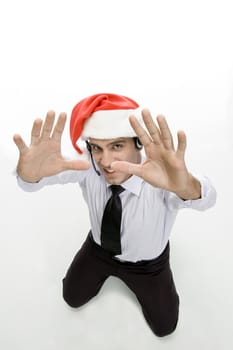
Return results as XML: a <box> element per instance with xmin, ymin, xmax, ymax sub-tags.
<box><xmin>13</xmin><ymin>111</ymin><xmax>90</xmax><ymax>183</ymax></box>
<box><xmin>111</xmin><ymin>109</ymin><xmax>200</xmax><ymax>199</ymax></box>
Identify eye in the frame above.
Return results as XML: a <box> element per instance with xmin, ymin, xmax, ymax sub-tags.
<box><xmin>112</xmin><ymin>143</ymin><xmax>124</xmax><ymax>150</ymax></box>
<box><xmin>91</xmin><ymin>144</ymin><xmax>102</xmax><ymax>153</ymax></box>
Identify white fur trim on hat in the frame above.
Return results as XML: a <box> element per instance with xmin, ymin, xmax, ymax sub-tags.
<box><xmin>81</xmin><ymin>107</ymin><xmax>143</xmax><ymax>140</ymax></box>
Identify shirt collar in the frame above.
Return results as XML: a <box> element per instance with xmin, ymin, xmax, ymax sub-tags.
<box><xmin>105</xmin><ymin>157</ymin><xmax>145</xmax><ymax>196</ymax></box>
<box><xmin>122</xmin><ymin>155</ymin><xmax>146</xmax><ymax>196</ymax></box>
<box><xmin>118</xmin><ymin>175</ymin><xmax>144</xmax><ymax>197</ymax></box>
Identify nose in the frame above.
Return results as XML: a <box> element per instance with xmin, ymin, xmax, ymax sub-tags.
<box><xmin>99</xmin><ymin>150</ymin><xmax>114</xmax><ymax>168</ymax></box>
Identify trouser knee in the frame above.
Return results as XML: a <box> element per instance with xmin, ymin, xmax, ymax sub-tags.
<box><xmin>63</xmin><ymin>291</ymin><xmax>82</xmax><ymax>308</ymax></box>
<box><xmin>142</xmin><ymin>300</ymin><xmax>179</xmax><ymax>337</ymax></box>
<box><xmin>62</xmin><ymin>278</ymin><xmax>86</xmax><ymax>308</ymax></box>
<box><xmin>62</xmin><ymin>277</ymin><xmax>101</xmax><ymax>308</ymax></box>
<box><xmin>152</xmin><ymin>317</ymin><xmax>179</xmax><ymax>337</ymax></box>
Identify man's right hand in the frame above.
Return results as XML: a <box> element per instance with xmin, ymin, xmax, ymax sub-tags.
<box><xmin>13</xmin><ymin>111</ymin><xmax>90</xmax><ymax>183</ymax></box>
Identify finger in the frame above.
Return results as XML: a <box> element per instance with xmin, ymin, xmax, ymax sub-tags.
<box><xmin>141</xmin><ymin>109</ymin><xmax>161</xmax><ymax>145</ymax></box>
<box><xmin>51</xmin><ymin>112</ymin><xmax>67</xmax><ymax>142</ymax></box>
<box><xmin>176</xmin><ymin>130</ymin><xmax>186</xmax><ymax>160</ymax></box>
<box><xmin>40</xmin><ymin>111</ymin><xmax>56</xmax><ymax>140</ymax></box>
<box><xmin>13</xmin><ymin>134</ymin><xmax>28</xmax><ymax>154</ymax></box>
<box><xmin>31</xmin><ymin>118</ymin><xmax>43</xmax><ymax>145</ymax></box>
<box><xmin>129</xmin><ymin>113</ymin><xmax>153</xmax><ymax>148</ymax></box>
<box><xmin>62</xmin><ymin>159</ymin><xmax>91</xmax><ymax>171</ymax></box>
<box><xmin>111</xmin><ymin>161</ymin><xmax>143</xmax><ymax>177</ymax></box>
<box><xmin>156</xmin><ymin>115</ymin><xmax>174</xmax><ymax>150</ymax></box>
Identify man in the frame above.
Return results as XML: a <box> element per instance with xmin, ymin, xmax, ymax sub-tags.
<box><xmin>13</xmin><ymin>93</ymin><xmax>216</xmax><ymax>337</ymax></box>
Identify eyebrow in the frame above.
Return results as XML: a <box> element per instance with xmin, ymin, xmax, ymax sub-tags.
<box><xmin>90</xmin><ymin>138</ymin><xmax>127</xmax><ymax>148</ymax></box>
<box><xmin>107</xmin><ymin>139</ymin><xmax>127</xmax><ymax>146</ymax></box>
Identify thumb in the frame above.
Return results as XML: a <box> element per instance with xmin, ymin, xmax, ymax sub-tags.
<box><xmin>111</xmin><ymin>161</ymin><xmax>143</xmax><ymax>177</ymax></box>
<box><xmin>13</xmin><ymin>134</ymin><xmax>28</xmax><ymax>154</ymax></box>
<box><xmin>63</xmin><ymin>159</ymin><xmax>91</xmax><ymax>171</ymax></box>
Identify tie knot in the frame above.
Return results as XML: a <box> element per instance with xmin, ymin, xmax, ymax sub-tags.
<box><xmin>110</xmin><ymin>185</ymin><xmax>125</xmax><ymax>196</ymax></box>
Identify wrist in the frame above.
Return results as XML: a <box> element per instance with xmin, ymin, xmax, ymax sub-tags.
<box><xmin>175</xmin><ymin>174</ymin><xmax>201</xmax><ymax>200</ymax></box>
<box><xmin>17</xmin><ymin>169</ymin><xmax>41</xmax><ymax>183</ymax></box>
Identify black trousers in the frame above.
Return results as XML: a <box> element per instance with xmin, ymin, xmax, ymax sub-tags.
<box><xmin>63</xmin><ymin>234</ymin><xmax>179</xmax><ymax>337</ymax></box>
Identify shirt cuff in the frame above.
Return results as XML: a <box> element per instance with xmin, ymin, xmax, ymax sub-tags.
<box><xmin>16</xmin><ymin>174</ymin><xmax>49</xmax><ymax>192</ymax></box>
<box><xmin>166</xmin><ymin>175</ymin><xmax>217</xmax><ymax>211</ymax></box>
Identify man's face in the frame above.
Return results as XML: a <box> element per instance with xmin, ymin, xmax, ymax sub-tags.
<box><xmin>89</xmin><ymin>137</ymin><xmax>141</xmax><ymax>185</ymax></box>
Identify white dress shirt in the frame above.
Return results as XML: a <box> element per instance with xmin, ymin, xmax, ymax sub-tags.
<box><xmin>17</xmin><ymin>168</ymin><xmax>217</xmax><ymax>262</ymax></box>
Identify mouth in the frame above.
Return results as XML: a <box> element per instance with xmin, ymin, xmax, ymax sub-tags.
<box><xmin>103</xmin><ymin>168</ymin><xmax>114</xmax><ymax>173</ymax></box>
<box><xmin>102</xmin><ymin>168</ymin><xmax>116</xmax><ymax>176</ymax></box>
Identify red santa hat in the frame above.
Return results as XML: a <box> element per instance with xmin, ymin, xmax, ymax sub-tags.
<box><xmin>70</xmin><ymin>93</ymin><xmax>142</xmax><ymax>154</ymax></box>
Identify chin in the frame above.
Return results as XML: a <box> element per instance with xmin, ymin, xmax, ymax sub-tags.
<box><xmin>104</xmin><ymin>174</ymin><xmax>131</xmax><ymax>185</ymax></box>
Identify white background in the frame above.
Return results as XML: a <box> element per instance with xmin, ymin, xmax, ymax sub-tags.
<box><xmin>0</xmin><ymin>0</ymin><xmax>232</xmax><ymax>349</ymax></box>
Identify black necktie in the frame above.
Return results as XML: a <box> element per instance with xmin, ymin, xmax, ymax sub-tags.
<box><xmin>101</xmin><ymin>185</ymin><xmax>125</xmax><ymax>255</ymax></box>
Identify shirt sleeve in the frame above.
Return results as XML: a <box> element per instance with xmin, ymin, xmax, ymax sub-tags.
<box><xmin>164</xmin><ymin>175</ymin><xmax>217</xmax><ymax>211</ymax></box>
<box><xmin>15</xmin><ymin>169</ymin><xmax>87</xmax><ymax>192</ymax></box>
